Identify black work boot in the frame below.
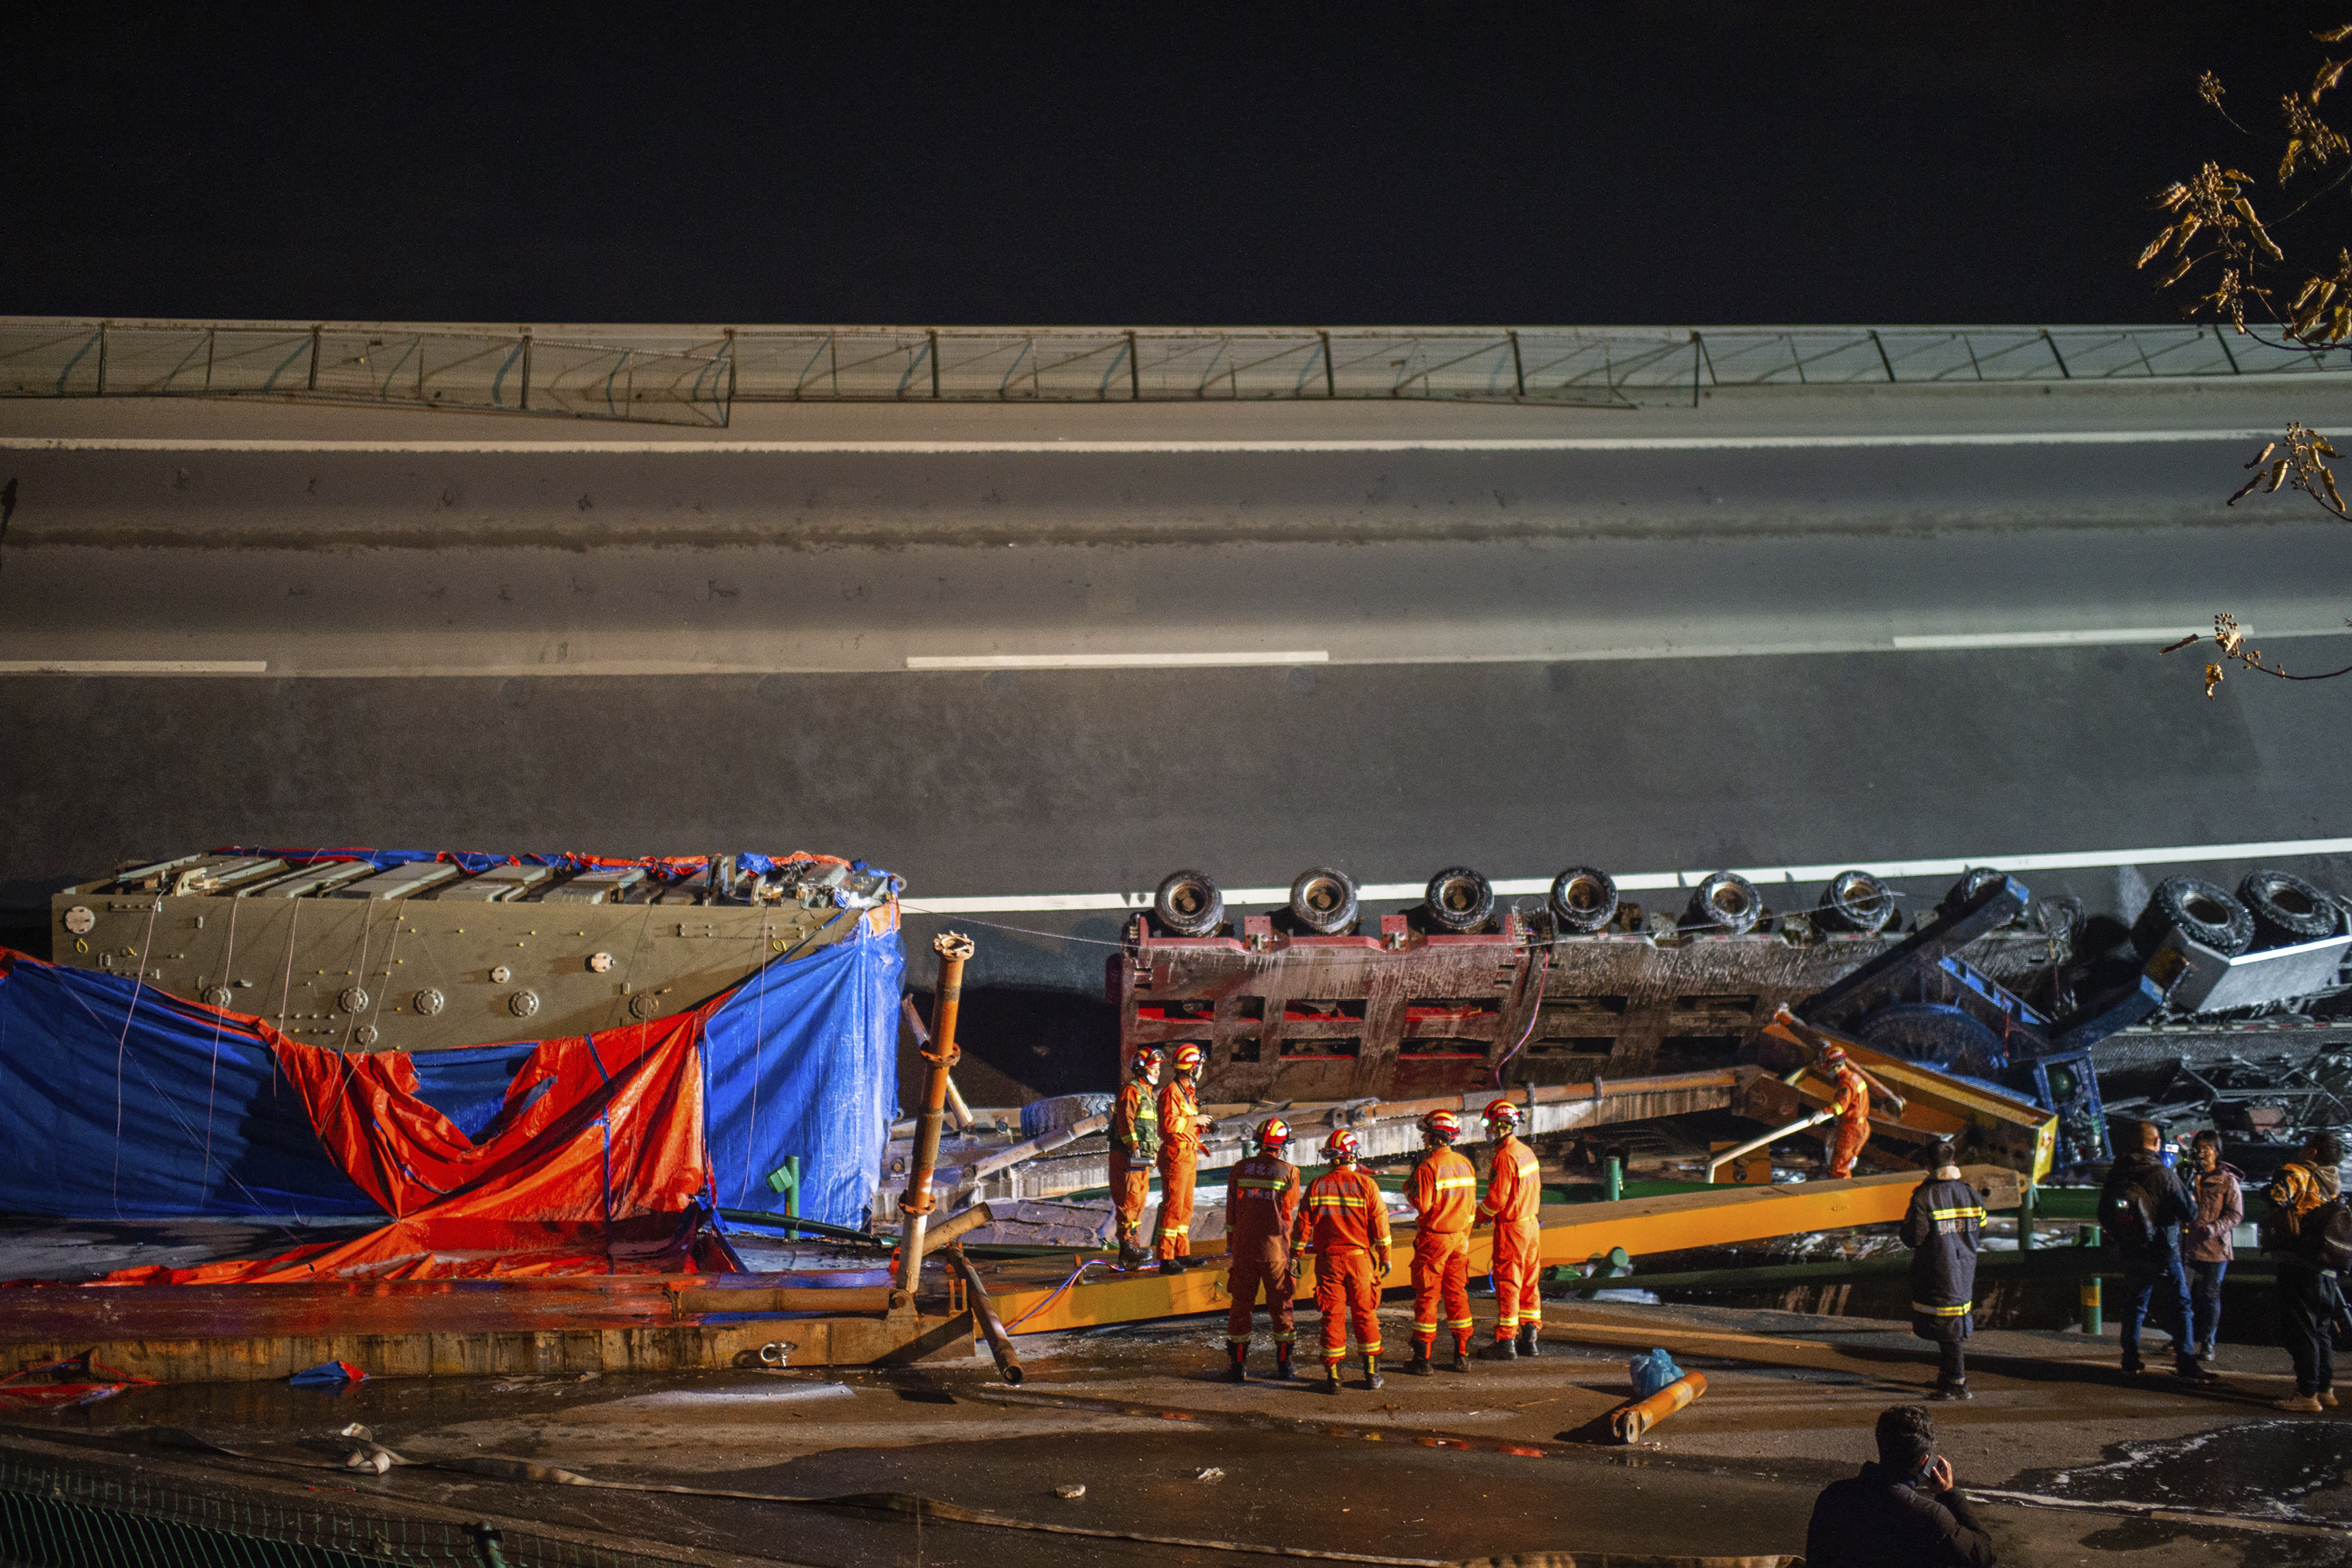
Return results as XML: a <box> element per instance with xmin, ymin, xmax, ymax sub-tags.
<box><xmin>1118</xmin><ymin>1239</ymin><xmax>1146</xmax><ymax>1269</ymax></box>
<box><xmin>1405</xmin><ymin>1345</ymin><xmax>1432</xmax><ymax>1377</ymax></box>
<box><xmin>1225</xmin><ymin>1344</ymin><xmax>1248</xmax><ymax>1383</ymax></box>
<box><xmin>1929</xmin><ymin>1379</ymin><xmax>1971</xmax><ymax>1402</ymax></box>
<box><xmin>1361</xmin><ymin>1353</ymin><xmax>1384</xmax><ymax>1391</ymax></box>
<box><xmin>1321</xmin><ymin>1362</ymin><xmax>1343</xmax><ymax>1395</ymax></box>
<box><xmin>1516</xmin><ymin>1324</ymin><xmax>1540</xmax><ymax>1358</ymax></box>
<box><xmin>1275</xmin><ymin>1345</ymin><xmax>1296</xmax><ymax>1380</ymax></box>
<box><xmin>1478</xmin><ymin>1336</ymin><xmax>1518</xmax><ymax>1361</ymax></box>
<box><xmin>1159</xmin><ymin>1255</ymin><xmax>1190</xmax><ymax>1276</ymax></box>
<box><xmin>1450</xmin><ymin>1340</ymin><xmax>1472</xmax><ymax>1373</ymax></box>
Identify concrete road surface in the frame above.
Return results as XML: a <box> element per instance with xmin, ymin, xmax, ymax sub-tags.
<box><xmin>5</xmin><ymin>380</ymin><xmax>2350</xmax><ymax>1100</ymax></box>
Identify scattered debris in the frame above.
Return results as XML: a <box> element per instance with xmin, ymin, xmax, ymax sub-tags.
<box><xmin>1195</xmin><ymin>1466</ymin><xmax>1225</xmax><ymax>1482</ymax></box>
<box><xmin>290</xmin><ymin>1360</ymin><xmax>369</xmax><ymax>1390</ymax></box>
<box><xmin>0</xmin><ymin>1353</ymin><xmax>150</xmax><ymax>1410</ymax></box>
<box><xmin>1056</xmin><ymin>1483</ymin><xmax>1087</xmax><ymax>1500</ymax></box>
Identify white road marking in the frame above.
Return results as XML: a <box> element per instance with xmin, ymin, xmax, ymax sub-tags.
<box><xmin>906</xmin><ymin>651</ymin><xmax>1327</xmax><ymax>670</ymax></box>
<box><xmin>900</xmin><ymin>836</ymin><xmax>2352</xmax><ymax>914</ymax></box>
<box><xmin>0</xmin><ymin>659</ymin><xmax>269</xmax><ymax>675</ymax></box>
<box><xmin>0</xmin><ymin>430</ymin><xmax>2292</xmax><ymax>455</ymax></box>
<box><xmin>8</xmin><ymin>626</ymin><xmax>2351</xmax><ymax>677</ymax></box>
<box><xmin>1893</xmin><ymin>629</ymin><xmax>2209</xmax><ymax>649</ymax></box>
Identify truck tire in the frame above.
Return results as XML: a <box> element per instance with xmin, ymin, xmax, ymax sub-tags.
<box><xmin>1424</xmin><ymin>868</ymin><xmax>1494</xmax><ymax>933</ymax></box>
<box><xmin>1549</xmin><ymin>866</ymin><xmax>1619</xmax><ymax>933</ymax></box>
<box><xmin>1937</xmin><ymin>866</ymin><xmax>2011</xmax><ymax>921</ymax></box>
<box><xmin>1817</xmin><ymin>869</ymin><xmax>1896</xmax><ymax>934</ymax></box>
<box><xmin>1685</xmin><ymin>871</ymin><xmax>1765</xmax><ymax>936</ymax></box>
<box><xmin>2238</xmin><ymin>868</ymin><xmax>2343</xmax><ymax>947</ymax></box>
<box><xmin>1289</xmin><ymin>867</ymin><xmax>1359</xmax><ymax>935</ymax></box>
<box><xmin>1154</xmin><ymin>870</ymin><xmax>1224</xmax><ymax>938</ymax></box>
<box><xmin>2130</xmin><ymin>875</ymin><xmax>2254</xmax><ymax>958</ymax></box>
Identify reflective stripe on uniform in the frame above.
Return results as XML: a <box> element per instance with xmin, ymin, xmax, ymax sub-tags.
<box><xmin>1929</xmin><ymin>1206</ymin><xmax>1986</xmax><ymax>1222</ymax></box>
<box><xmin>1412</xmin><ymin>1320</ymin><xmax>1438</xmax><ymax>1333</ymax></box>
<box><xmin>1309</xmin><ymin>1194</ymin><xmax>1367</xmax><ymax>1207</ymax></box>
<box><xmin>1235</xmin><ymin>1176</ymin><xmax>1290</xmax><ymax>1192</ymax></box>
<box><xmin>1912</xmin><ymin>1300</ymin><xmax>1972</xmax><ymax>1316</ymax></box>
<box><xmin>1433</xmin><ymin>1176</ymin><xmax>1474</xmax><ymax>1190</ymax></box>
<box><xmin>1446</xmin><ymin>1317</ymin><xmax>1474</xmax><ymax>1328</ymax></box>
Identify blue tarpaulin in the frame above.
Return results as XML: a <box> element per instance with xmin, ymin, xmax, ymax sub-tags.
<box><xmin>0</xmin><ymin>926</ymin><xmax>900</xmax><ymax>1237</ymax></box>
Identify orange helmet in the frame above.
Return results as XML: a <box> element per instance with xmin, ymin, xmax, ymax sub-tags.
<box><xmin>1171</xmin><ymin>1043</ymin><xmax>1204</xmax><ymax>1075</ymax></box>
<box><xmin>1256</xmin><ymin>1117</ymin><xmax>1291</xmax><ymax>1152</ymax></box>
<box><xmin>1322</xmin><ymin>1127</ymin><xmax>1361</xmax><ymax>1163</ymax></box>
<box><xmin>1484</xmin><ymin>1098</ymin><xmax>1523</xmax><ymax>1132</ymax></box>
<box><xmin>1820</xmin><ymin>1045</ymin><xmax>1849</xmax><ymax>1067</ymax></box>
<box><xmin>1421</xmin><ymin>1109</ymin><xmax>1462</xmax><ymax>1145</ymax></box>
<box><xmin>1130</xmin><ymin>1047</ymin><xmax>1164</xmax><ymax>1078</ymax></box>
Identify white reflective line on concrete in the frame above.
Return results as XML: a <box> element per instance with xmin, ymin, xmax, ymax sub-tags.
<box><xmin>0</xmin><ymin>430</ymin><xmax>2288</xmax><ymax>455</ymax></box>
<box><xmin>906</xmin><ymin>651</ymin><xmax>1327</xmax><ymax>670</ymax></box>
<box><xmin>0</xmin><ymin>659</ymin><xmax>268</xmax><ymax>674</ymax></box>
<box><xmin>900</xmin><ymin>836</ymin><xmax>2352</xmax><ymax>914</ymax></box>
<box><xmin>1892</xmin><ymin>628</ymin><xmax>2201</xmax><ymax>649</ymax></box>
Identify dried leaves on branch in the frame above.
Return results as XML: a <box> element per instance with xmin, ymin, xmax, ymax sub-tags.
<box><xmin>2145</xmin><ymin>27</ymin><xmax>2352</xmax><ymax>695</ymax></box>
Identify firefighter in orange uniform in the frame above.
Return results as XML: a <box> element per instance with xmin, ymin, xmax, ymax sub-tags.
<box><xmin>1109</xmin><ymin>1048</ymin><xmax>1162</xmax><ymax>1268</ymax></box>
<box><xmin>1153</xmin><ymin>1043</ymin><xmax>1205</xmax><ymax>1274</ymax></box>
<box><xmin>1405</xmin><ymin>1108</ymin><xmax>1478</xmax><ymax>1375</ymax></box>
<box><xmin>1478</xmin><ymin>1099</ymin><xmax>1544</xmax><ymax>1358</ymax></box>
<box><xmin>1295</xmin><ymin>1126</ymin><xmax>1391</xmax><ymax>1393</ymax></box>
<box><xmin>1223</xmin><ymin>1117</ymin><xmax>1303</xmax><ymax>1382</ymax></box>
<box><xmin>1818</xmin><ymin>1044</ymin><xmax>1896</xmax><ymax>1180</ymax></box>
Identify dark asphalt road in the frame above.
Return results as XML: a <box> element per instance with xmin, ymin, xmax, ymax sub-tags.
<box><xmin>6</xmin><ymin>388</ymin><xmax>2351</xmax><ymax>1104</ymax></box>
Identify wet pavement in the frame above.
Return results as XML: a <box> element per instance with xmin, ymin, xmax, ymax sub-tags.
<box><xmin>2</xmin><ymin>1296</ymin><xmax>2347</xmax><ymax>1565</ymax></box>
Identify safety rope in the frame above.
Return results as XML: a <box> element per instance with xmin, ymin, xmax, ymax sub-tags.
<box><xmin>1002</xmin><ymin>1257</ymin><xmax>1108</xmax><ymax>1329</ymax></box>
<box><xmin>201</xmin><ymin>895</ymin><xmax>238</xmax><ymax>1181</ymax></box>
<box><xmin>110</xmin><ymin>898</ymin><xmax>161</xmax><ymax>1219</ymax></box>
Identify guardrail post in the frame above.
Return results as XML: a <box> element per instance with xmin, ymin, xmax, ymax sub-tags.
<box><xmin>1690</xmin><ymin>333</ymin><xmax>1702</xmax><ymax>407</ymax></box>
<box><xmin>928</xmin><ymin>329</ymin><xmax>941</xmax><ymax>399</ymax></box>
<box><xmin>2076</xmin><ymin>1222</ymin><xmax>2101</xmax><ymax>1334</ymax></box>
<box><xmin>1127</xmin><ymin>330</ymin><xmax>1141</xmax><ymax>400</ymax></box>
<box><xmin>1869</xmin><ymin>329</ymin><xmax>1895</xmax><ymax>383</ymax></box>
<box><xmin>307</xmin><ymin>325</ymin><xmax>321</xmax><ymax>391</ymax></box>
<box><xmin>2040</xmin><ymin>327</ymin><xmax>2071</xmax><ymax>379</ymax></box>
<box><xmin>1319</xmin><ymin>330</ymin><xmax>1336</xmax><ymax>398</ymax></box>
<box><xmin>2017</xmin><ymin>1178</ymin><xmax>2035</xmax><ymax>1251</ymax></box>
<box><xmin>1509</xmin><ymin>330</ymin><xmax>1526</xmax><ymax>399</ymax></box>
<box><xmin>518</xmin><ymin>332</ymin><xmax>532</xmax><ymax>411</ymax></box>
<box><xmin>1604</xmin><ymin>1155</ymin><xmax>1623</xmax><ymax>1203</ymax></box>
<box><xmin>724</xmin><ymin>327</ymin><xmax>738</xmax><ymax>403</ymax></box>
<box><xmin>94</xmin><ymin>321</ymin><xmax>108</xmax><ymax>397</ymax></box>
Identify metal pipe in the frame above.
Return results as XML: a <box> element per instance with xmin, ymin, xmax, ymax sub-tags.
<box><xmin>944</xmin><ymin>1242</ymin><xmax>1023</xmax><ymax>1384</ymax></box>
<box><xmin>1706</xmin><ymin>1109</ymin><xmax>1832</xmax><ymax>1179</ymax></box>
<box><xmin>1603</xmin><ymin>1156</ymin><xmax>1623</xmax><ymax>1204</ymax></box>
<box><xmin>1610</xmin><ymin>1370</ymin><xmax>1707</xmax><ymax>1443</ymax></box>
<box><xmin>896</xmin><ymin>932</ymin><xmax>972</xmax><ymax>1293</ymax></box>
<box><xmin>902</xmin><ymin>994</ymin><xmax>975</xmax><ymax>1131</ymax></box>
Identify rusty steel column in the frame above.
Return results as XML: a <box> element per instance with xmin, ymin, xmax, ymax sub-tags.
<box><xmin>895</xmin><ymin>931</ymin><xmax>973</xmax><ymax>1293</ymax></box>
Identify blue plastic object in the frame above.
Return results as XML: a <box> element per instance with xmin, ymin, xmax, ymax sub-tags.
<box><xmin>1629</xmin><ymin>1348</ymin><xmax>1683</xmax><ymax>1400</ymax></box>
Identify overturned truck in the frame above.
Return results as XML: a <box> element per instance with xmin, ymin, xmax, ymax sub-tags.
<box><xmin>1112</xmin><ymin>862</ymin><xmax>2352</xmax><ymax>1178</ymax></box>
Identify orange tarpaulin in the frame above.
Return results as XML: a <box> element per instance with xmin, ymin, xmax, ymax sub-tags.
<box><xmin>100</xmin><ymin>1001</ymin><xmax>719</xmax><ymax>1285</ymax></box>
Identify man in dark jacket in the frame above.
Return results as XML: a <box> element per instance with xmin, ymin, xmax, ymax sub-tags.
<box><xmin>1900</xmin><ymin>1142</ymin><xmax>1984</xmax><ymax>1401</ymax></box>
<box><xmin>1806</xmin><ymin>1404</ymin><xmax>1996</xmax><ymax>1567</ymax></box>
<box><xmin>2264</xmin><ymin>1131</ymin><xmax>2351</xmax><ymax>1412</ymax></box>
<box><xmin>2101</xmin><ymin>1119</ymin><xmax>2214</xmax><ymax>1381</ymax></box>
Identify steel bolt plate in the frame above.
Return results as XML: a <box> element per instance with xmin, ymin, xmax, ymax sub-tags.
<box><xmin>588</xmin><ymin>952</ymin><xmax>615</xmax><ymax>973</ymax></box>
<box><xmin>509</xmin><ymin>989</ymin><xmax>540</xmax><ymax>1018</ymax></box>
<box><xmin>413</xmin><ymin>987</ymin><xmax>445</xmax><ymax>1017</ymax></box>
<box><xmin>337</xmin><ymin>987</ymin><xmax>370</xmax><ymax>1014</ymax></box>
<box><xmin>490</xmin><ymin>965</ymin><xmax>511</xmax><ymax>984</ymax></box>
<box><xmin>63</xmin><ymin>906</ymin><xmax>95</xmax><ymax>936</ymax></box>
<box><xmin>201</xmin><ymin>986</ymin><xmax>233</xmax><ymax>1008</ymax></box>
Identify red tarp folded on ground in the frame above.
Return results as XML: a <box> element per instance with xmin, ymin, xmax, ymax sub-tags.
<box><xmin>96</xmin><ymin>996</ymin><xmax>722</xmax><ymax>1285</ymax></box>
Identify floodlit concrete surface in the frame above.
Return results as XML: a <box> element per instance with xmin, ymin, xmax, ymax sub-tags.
<box><xmin>5</xmin><ymin>1297</ymin><xmax>2344</xmax><ymax>1565</ymax></box>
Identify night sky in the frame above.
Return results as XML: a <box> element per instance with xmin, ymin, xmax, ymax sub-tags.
<box><xmin>6</xmin><ymin>4</ymin><xmax>2335</xmax><ymax>326</ymax></box>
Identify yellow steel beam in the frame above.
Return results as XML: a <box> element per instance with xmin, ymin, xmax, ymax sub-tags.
<box><xmin>1752</xmin><ymin>1020</ymin><xmax>2056</xmax><ymax>1181</ymax></box>
<box><xmin>986</xmin><ymin>1164</ymin><xmax>2022</xmax><ymax>1334</ymax></box>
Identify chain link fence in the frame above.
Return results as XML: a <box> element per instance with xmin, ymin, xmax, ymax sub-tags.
<box><xmin>0</xmin><ymin>1454</ymin><xmax>699</xmax><ymax>1568</ymax></box>
<box><xmin>4</xmin><ymin>318</ymin><xmax>2345</xmax><ymax>427</ymax></box>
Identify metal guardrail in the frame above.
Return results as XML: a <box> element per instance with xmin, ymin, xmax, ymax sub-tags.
<box><xmin>4</xmin><ymin>318</ymin><xmax>2345</xmax><ymax>427</ymax></box>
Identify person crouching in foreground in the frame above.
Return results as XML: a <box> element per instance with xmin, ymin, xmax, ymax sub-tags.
<box><xmin>1806</xmin><ymin>1405</ymin><xmax>1996</xmax><ymax>1567</ymax></box>
<box><xmin>1900</xmin><ymin>1141</ymin><xmax>1984</xmax><ymax>1401</ymax></box>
